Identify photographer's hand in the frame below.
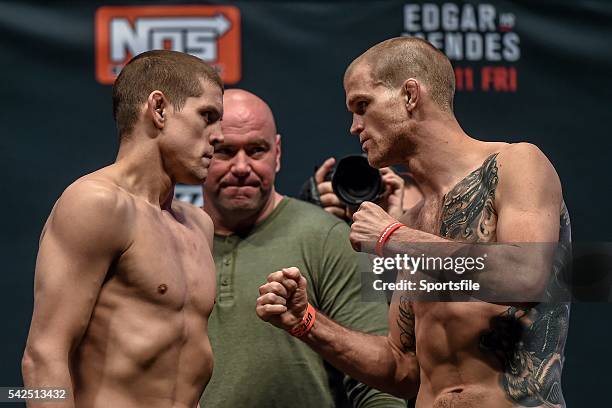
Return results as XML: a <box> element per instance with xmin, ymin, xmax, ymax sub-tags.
<box><xmin>377</xmin><ymin>168</ymin><xmax>405</xmax><ymax>219</ymax></box>
<box><xmin>315</xmin><ymin>157</ymin><xmax>349</xmax><ymax>220</ymax></box>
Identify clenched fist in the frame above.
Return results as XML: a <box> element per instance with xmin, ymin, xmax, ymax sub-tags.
<box><xmin>350</xmin><ymin>201</ymin><xmax>399</xmax><ymax>253</ymax></box>
<box><xmin>256</xmin><ymin>267</ymin><xmax>309</xmax><ymax>331</ymax></box>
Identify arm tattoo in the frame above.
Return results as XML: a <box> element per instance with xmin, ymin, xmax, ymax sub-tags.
<box><xmin>480</xmin><ymin>303</ymin><xmax>570</xmax><ymax>407</ymax></box>
<box><xmin>397</xmin><ymin>295</ymin><xmax>416</xmax><ymax>354</ymax></box>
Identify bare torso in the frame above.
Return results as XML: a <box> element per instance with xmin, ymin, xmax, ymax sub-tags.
<box><xmin>392</xmin><ymin>146</ymin><xmax>569</xmax><ymax>408</ymax></box>
<box><xmin>68</xmin><ymin>172</ymin><xmax>216</xmax><ymax>407</ymax></box>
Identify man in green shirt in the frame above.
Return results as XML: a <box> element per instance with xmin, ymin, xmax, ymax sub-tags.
<box><xmin>199</xmin><ymin>88</ymin><xmax>405</xmax><ymax>408</ymax></box>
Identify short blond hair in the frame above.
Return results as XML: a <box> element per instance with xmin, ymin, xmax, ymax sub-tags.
<box><xmin>346</xmin><ymin>37</ymin><xmax>455</xmax><ymax>112</ymax></box>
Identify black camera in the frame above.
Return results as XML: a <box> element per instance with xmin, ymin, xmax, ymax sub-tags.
<box><xmin>298</xmin><ymin>155</ymin><xmax>383</xmax><ymax>209</ymax></box>
<box><xmin>330</xmin><ymin>155</ymin><xmax>384</xmax><ymax>208</ymax></box>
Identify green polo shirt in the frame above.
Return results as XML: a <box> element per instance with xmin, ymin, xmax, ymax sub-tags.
<box><xmin>200</xmin><ymin>197</ymin><xmax>405</xmax><ymax>408</ymax></box>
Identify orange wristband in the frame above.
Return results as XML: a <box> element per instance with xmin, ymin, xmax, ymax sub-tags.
<box><xmin>375</xmin><ymin>222</ymin><xmax>405</xmax><ymax>257</ymax></box>
<box><xmin>289</xmin><ymin>303</ymin><xmax>316</xmax><ymax>337</ymax></box>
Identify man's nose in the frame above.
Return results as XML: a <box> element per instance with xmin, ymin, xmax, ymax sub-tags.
<box><xmin>210</xmin><ymin>126</ymin><xmax>224</xmax><ymax>146</ymax></box>
<box><xmin>350</xmin><ymin>115</ymin><xmax>364</xmax><ymax>135</ymax></box>
<box><xmin>231</xmin><ymin>151</ymin><xmax>251</xmax><ymax>177</ymax></box>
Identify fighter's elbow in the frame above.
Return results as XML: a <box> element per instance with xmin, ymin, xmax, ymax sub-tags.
<box><xmin>391</xmin><ymin>367</ymin><xmax>419</xmax><ymax>399</ymax></box>
<box><xmin>21</xmin><ymin>346</ymin><xmax>47</xmax><ymax>385</ymax></box>
<box><xmin>21</xmin><ymin>350</ymin><xmax>35</xmax><ymax>382</ymax></box>
<box><xmin>22</xmin><ymin>340</ymin><xmax>69</xmax><ymax>384</ymax></box>
<box><xmin>385</xmin><ymin>344</ymin><xmax>419</xmax><ymax>399</ymax></box>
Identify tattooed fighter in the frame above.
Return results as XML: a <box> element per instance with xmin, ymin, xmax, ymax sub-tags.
<box><xmin>257</xmin><ymin>37</ymin><xmax>570</xmax><ymax>408</ymax></box>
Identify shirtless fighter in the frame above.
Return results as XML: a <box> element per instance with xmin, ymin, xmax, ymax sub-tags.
<box><xmin>22</xmin><ymin>50</ymin><xmax>223</xmax><ymax>407</ymax></box>
<box><xmin>257</xmin><ymin>37</ymin><xmax>570</xmax><ymax>407</ymax></box>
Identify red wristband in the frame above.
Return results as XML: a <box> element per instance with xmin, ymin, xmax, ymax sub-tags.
<box><xmin>375</xmin><ymin>222</ymin><xmax>405</xmax><ymax>257</ymax></box>
<box><xmin>289</xmin><ymin>303</ymin><xmax>316</xmax><ymax>337</ymax></box>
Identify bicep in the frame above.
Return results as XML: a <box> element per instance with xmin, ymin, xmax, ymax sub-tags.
<box><xmin>492</xmin><ymin>147</ymin><xmax>563</xmax><ymax>297</ymax></box>
<box><xmin>29</xmin><ymin>231</ymin><xmax>109</xmax><ymax>353</ymax></box>
<box><xmin>496</xmin><ymin>204</ymin><xmax>560</xmax><ymax>244</ymax></box>
<box><xmin>495</xmin><ymin>145</ymin><xmax>562</xmax><ymax>243</ymax></box>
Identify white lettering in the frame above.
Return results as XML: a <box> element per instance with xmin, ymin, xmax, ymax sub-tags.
<box><xmin>460</xmin><ymin>4</ymin><xmax>478</xmax><ymax>31</ymax></box>
<box><xmin>441</xmin><ymin>3</ymin><xmax>459</xmax><ymax>31</ymax></box>
<box><xmin>110</xmin><ymin>18</ymin><xmax>147</xmax><ymax>61</ymax></box>
<box><xmin>110</xmin><ymin>15</ymin><xmax>231</xmax><ymax>63</ymax></box>
<box><xmin>373</xmin><ymin>257</ymin><xmax>384</xmax><ymax>274</ymax></box>
<box><xmin>427</xmin><ymin>32</ymin><xmax>444</xmax><ymax>49</ymax></box>
<box><xmin>151</xmin><ymin>31</ymin><xmax>183</xmax><ymax>51</ymax></box>
<box><xmin>485</xmin><ymin>33</ymin><xmax>501</xmax><ymax>61</ymax></box>
<box><xmin>445</xmin><ymin>33</ymin><xmax>463</xmax><ymax>59</ymax></box>
<box><xmin>502</xmin><ymin>32</ymin><xmax>521</xmax><ymax>61</ymax></box>
<box><xmin>465</xmin><ymin>32</ymin><xmax>483</xmax><ymax>60</ymax></box>
<box><xmin>422</xmin><ymin>3</ymin><xmax>440</xmax><ymax>31</ymax></box>
<box><xmin>186</xmin><ymin>31</ymin><xmax>217</xmax><ymax>60</ymax></box>
<box><xmin>479</xmin><ymin>4</ymin><xmax>496</xmax><ymax>31</ymax></box>
<box><xmin>374</xmin><ymin>279</ymin><xmax>383</xmax><ymax>290</ymax></box>
<box><xmin>404</xmin><ymin>4</ymin><xmax>421</xmax><ymax>31</ymax></box>
<box><xmin>499</xmin><ymin>13</ymin><xmax>516</xmax><ymax>28</ymax></box>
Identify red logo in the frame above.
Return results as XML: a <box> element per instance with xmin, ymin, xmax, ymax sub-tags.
<box><xmin>95</xmin><ymin>5</ymin><xmax>241</xmax><ymax>85</ymax></box>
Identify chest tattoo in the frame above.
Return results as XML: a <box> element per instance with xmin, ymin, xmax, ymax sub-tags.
<box><xmin>440</xmin><ymin>153</ymin><xmax>499</xmax><ymax>242</ymax></box>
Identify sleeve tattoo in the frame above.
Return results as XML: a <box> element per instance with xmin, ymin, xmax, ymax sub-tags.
<box><xmin>397</xmin><ymin>295</ymin><xmax>416</xmax><ymax>354</ymax></box>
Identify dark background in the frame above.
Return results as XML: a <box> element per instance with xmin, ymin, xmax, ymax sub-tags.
<box><xmin>1</xmin><ymin>0</ymin><xmax>611</xmax><ymax>405</ymax></box>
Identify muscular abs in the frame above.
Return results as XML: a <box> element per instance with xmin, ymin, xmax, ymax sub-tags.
<box><xmin>397</xmin><ymin>154</ymin><xmax>569</xmax><ymax>408</ymax></box>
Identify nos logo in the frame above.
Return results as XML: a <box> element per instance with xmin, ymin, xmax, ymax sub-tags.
<box><xmin>95</xmin><ymin>5</ymin><xmax>241</xmax><ymax>84</ymax></box>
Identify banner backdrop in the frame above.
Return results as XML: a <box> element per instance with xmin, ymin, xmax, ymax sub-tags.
<box><xmin>1</xmin><ymin>1</ymin><xmax>611</xmax><ymax>405</ymax></box>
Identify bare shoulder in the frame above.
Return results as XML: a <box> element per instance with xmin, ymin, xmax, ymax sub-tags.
<box><xmin>495</xmin><ymin>142</ymin><xmax>561</xmax><ymax>196</ymax></box>
<box><xmin>496</xmin><ymin>143</ymin><xmax>558</xmax><ymax>179</ymax></box>
<box><xmin>46</xmin><ymin>176</ymin><xmax>134</xmax><ymax>249</ymax></box>
<box><xmin>493</xmin><ymin>143</ymin><xmax>562</xmax><ymax>215</ymax></box>
<box><xmin>58</xmin><ymin>176</ymin><xmax>133</xmax><ymax>220</ymax></box>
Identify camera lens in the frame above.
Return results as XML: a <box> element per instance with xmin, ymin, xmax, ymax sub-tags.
<box><xmin>332</xmin><ymin>155</ymin><xmax>383</xmax><ymax>207</ymax></box>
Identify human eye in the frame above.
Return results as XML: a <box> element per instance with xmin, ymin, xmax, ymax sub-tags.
<box><xmin>201</xmin><ymin>111</ymin><xmax>211</xmax><ymax>124</ymax></box>
<box><xmin>249</xmin><ymin>144</ymin><xmax>269</xmax><ymax>158</ymax></box>
<box><xmin>201</xmin><ymin>109</ymin><xmax>221</xmax><ymax>125</ymax></box>
<box><xmin>213</xmin><ymin>145</ymin><xmax>234</xmax><ymax>159</ymax></box>
<box><xmin>356</xmin><ymin>100</ymin><xmax>368</xmax><ymax>113</ymax></box>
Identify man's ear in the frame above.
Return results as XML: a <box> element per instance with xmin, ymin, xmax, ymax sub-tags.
<box><xmin>402</xmin><ymin>79</ymin><xmax>420</xmax><ymax>113</ymax></box>
<box><xmin>275</xmin><ymin>134</ymin><xmax>282</xmax><ymax>173</ymax></box>
<box><xmin>147</xmin><ymin>90</ymin><xmax>166</xmax><ymax>130</ymax></box>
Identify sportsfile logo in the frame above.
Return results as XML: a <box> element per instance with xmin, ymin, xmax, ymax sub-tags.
<box><xmin>95</xmin><ymin>5</ymin><xmax>241</xmax><ymax>84</ymax></box>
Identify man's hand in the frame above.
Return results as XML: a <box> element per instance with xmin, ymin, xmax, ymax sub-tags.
<box><xmin>378</xmin><ymin>168</ymin><xmax>405</xmax><ymax>219</ymax></box>
<box><xmin>256</xmin><ymin>267</ymin><xmax>309</xmax><ymax>331</ymax></box>
<box><xmin>350</xmin><ymin>202</ymin><xmax>399</xmax><ymax>253</ymax></box>
<box><xmin>315</xmin><ymin>157</ymin><xmax>348</xmax><ymax>219</ymax></box>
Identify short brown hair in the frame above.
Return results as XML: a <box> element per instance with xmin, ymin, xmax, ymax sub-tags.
<box><xmin>347</xmin><ymin>37</ymin><xmax>455</xmax><ymax>112</ymax></box>
<box><xmin>112</xmin><ymin>50</ymin><xmax>223</xmax><ymax>137</ymax></box>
